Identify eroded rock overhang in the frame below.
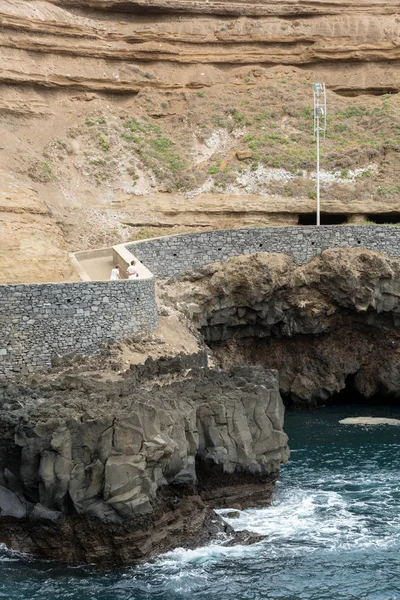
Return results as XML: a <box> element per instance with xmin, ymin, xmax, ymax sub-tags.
<box><xmin>157</xmin><ymin>241</ymin><xmax>400</xmax><ymax>407</ymax></box>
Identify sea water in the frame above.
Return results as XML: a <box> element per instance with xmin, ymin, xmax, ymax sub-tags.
<box><xmin>1</xmin><ymin>404</ymin><xmax>400</xmax><ymax>600</ymax></box>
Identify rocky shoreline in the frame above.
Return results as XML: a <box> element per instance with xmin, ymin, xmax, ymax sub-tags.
<box><xmin>0</xmin><ymin>353</ymin><xmax>288</xmax><ymax>563</ymax></box>
<box><xmin>3</xmin><ymin>247</ymin><xmax>400</xmax><ymax>563</ymax></box>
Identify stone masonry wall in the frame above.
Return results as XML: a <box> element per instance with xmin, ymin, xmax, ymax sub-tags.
<box><xmin>127</xmin><ymin>226</ymin><xmax>400</xmax><ymax>278</ymax></box>
<box><xmin>0</xmin><ymin>279</ymin><xmax>158</xmax><ymax>379</ymax></box>
<box><xmin>3</xmin><ymin>225</ymin><xmax>400</xmax><ymax>379</ymax></box>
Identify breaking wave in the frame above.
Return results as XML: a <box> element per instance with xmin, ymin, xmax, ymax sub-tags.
<box><xmin>1</xmin><ymin>404</ymin><xmax>400</xmax><ymax>600</ymax></box>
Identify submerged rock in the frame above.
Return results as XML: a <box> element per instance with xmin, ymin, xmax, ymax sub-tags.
<box><xmin>223</xmin><ymin>510</ymin><xmax>241</xmax><ymax>519</ymax></box>
<box><xmin>339</xmin><ymin>417</ymin><xmax>400</xmax><ymax>426</ymax></box>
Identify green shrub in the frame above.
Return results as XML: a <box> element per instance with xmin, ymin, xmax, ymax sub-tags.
<box><xmin>99</xmin><ymin>136</ymin><xmax>110</xmax><ymax>151</ymax></box>
<box><xmin>151</xmin><ymin>137</ymin><xmax>174</xmax><ymax>152</ymax></box>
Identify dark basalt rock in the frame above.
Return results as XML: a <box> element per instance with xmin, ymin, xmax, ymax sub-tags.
<box><xmin>160</xmin><ymin>249</ymin><xmax>400</xmax><ymax>407</ymax></box>
<box><xmin>0</xmin><ymin>355</ymin><xmax>288</xmax><ymax>563</ymax></box>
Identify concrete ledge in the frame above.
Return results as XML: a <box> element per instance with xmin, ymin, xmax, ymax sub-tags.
<box><xmin>69</xmin><ymin>252</ymin><xmax>91</xmax><ymax>282</ymax></box>
<box><xmin>112</xmin><ymin>244</ymin><xmax>153</xmax><ymax>280</ymax></box>
<box><xmin>72</xmin><ymin>244</ymin><xmax>153</xmax><ymax>282</ymax></box>
<box><xmin>74</xmin><ymin>246</ymin><xmax>112</xmax><ymax>262</ymax></box>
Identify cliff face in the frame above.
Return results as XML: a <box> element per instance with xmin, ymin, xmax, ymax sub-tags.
<box><xmin>160</xmin><ymin>248</ymin><xmax>400</xmax><ymax>406</ymax></box>
<box><xmin>2</xmin><ymin>1</ymin><xmax>400</xmax><ymax>282</ymax></box>
<box><xmin>3</xmin><ymin>0</ymin><xmax>399</xmax><ymax>89</ymax></box>
<box><xmin>0</xmin><ymin>354</ymin><xmax>288</xmax><ymax>563</ymax></box>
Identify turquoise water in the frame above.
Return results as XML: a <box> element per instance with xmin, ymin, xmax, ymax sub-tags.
<box><xmin>1</xmin><ymin>404</ymin><xmax>400</xmax><ymax>600</ymax></box>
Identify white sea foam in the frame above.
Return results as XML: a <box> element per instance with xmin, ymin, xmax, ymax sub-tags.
<box><xmin>0</xmin><ymin>544</ymin><xmax>29</xmax><ymax>561</ymax></box>
<box><xmin>155</xmin><ymin>540</ymin><xmax>259</xmax><ymax>567</ymax></box>
<box><xmin>153</xmin><ymin>465</ymin><xmax>400</xmax><ymax>572</ymax></box>
<box><xmin>217</xmin><ymin>483</ymin><xmax>397</xmax><ymax>554</ymax></box>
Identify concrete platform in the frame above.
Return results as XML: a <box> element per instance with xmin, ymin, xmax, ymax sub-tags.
<box><xmin>72</xmin><ymin>245</ymin><xmax>153</xmax><ymax>282</ymax></box>
<box><xmin>79</xmin><ymin>254</ymin><xmax>114</xmax><ymax>281</ymax></box>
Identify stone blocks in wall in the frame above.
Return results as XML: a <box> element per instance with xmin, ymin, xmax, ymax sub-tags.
<box><xmin>0</xmin><ymin>280</ymin><xmax>158</xmax><ymax>379</ymax></box>
<box><xmin>127</xmin><ymin>225</ymin><xmax>400</xmax><ymax>279</ymax></box>
<box><xmin>2</xmin><ymin>224</ymin><xmax>400</xmax><ymax>379</ymax></box>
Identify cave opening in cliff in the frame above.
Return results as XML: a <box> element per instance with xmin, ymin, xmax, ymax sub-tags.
<box><xmin>279</xmin><ymin>373</ymin><xmax>367</xmax><ymax>410</ymax></box>
<box><xmin>316</xmin><ymin>373</ymin><xmax>364</xmax><ymax>407</ymax></box>
<box><xmin>334</xmin><ymin>88</ymin><xmax>399</xmax><ymax>97</ymax></box>
<box><xmin>298</xmin><ymin>213</ymin><xmax>348</xmax><ymax>225</ymax></box>
<box><xmin>324</xmin><ymin>374</ymin><xmax>400</xmax><ymax>408</ymax></box>
<box><xmin>367</xmin><ymin>213</ymin><xmax>400</xmax><ymax>224</ymax></box>
<box><xmin>209</xmin><ymin>326</ymin><xmax>400</xmax><ymax>411</ymax></box>
<box><xmin>266</xmin><ymin>369</ymin><xmax>400</xmax><ymax>410</ymax></box>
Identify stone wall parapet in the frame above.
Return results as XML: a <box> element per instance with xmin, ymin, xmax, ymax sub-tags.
<box><xmin>3</xmin><ymin>225</ymin><xmax>400</xmax><ymax>378</ymax></box>
<box><xmin>127</xmin><ymin>225</ymin><xmax>400</xmax><ymax>278</ymax></box>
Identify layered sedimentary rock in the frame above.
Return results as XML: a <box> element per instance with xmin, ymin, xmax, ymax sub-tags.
<box><xmin>2</xmin><ymin>0</ymin><xmax>400</xmax><ymax>92</ymax></box>
<box><xmin>0</xmin><ymin>169</ymin><xmax>75</xmax><ymax>284</ymax></box>
<box><xmin>2</xmin><ymin>0</ymin><xmax>400</xmax><ymax>283</ymax></box>
<box><xmin>160</xmin><ymin>248</ymin><xmax>400</xmax><ymax>406</ymax></box>
<box><xmin>0</xmin><ymin>353</ymin><xmax>288</xmax><ymax>563</ymax></box>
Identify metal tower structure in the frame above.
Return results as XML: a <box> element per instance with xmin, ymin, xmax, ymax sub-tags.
<box><xmin>313</xmin><ymin>82</ymin><xmax>327</xmax><ymax>226</ymax></box>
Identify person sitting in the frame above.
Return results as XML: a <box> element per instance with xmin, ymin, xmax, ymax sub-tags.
<box><xmin>126</xmin><ymin>260</ymin><xmax>138</xmax><ymax>279</ymax></box>
<box><xmin>110</xmin><ymin>265</ymin><xmax>121</xmax><ymax>280</ymax></box>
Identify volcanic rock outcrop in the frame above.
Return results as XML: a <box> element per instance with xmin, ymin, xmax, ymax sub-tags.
<box><xmin>160</xmin><ymin>248</ymin><xmax>400</xmax><ymax>407</ymax></box>
<box><xmin>0</xmin><ymin>353</ymin><xmax>288</xmax><ymax>563</ymax></box>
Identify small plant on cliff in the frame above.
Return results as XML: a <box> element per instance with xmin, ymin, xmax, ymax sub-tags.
<box><xmin>151</xmin><ymin>137</ymin><xmax>174</xmax><ymax>152</ymax></box>
<box><xmin>122</xmin><ymin>131</ymin><xmax>144</xmax><ymax>144</ymax></box>
<box><xmin>377</xmin><ymin>185</ymin><xmax>400</xmax><ymax>197</ymax></box>
<box><xmin>99</xmin><ymin>136</ymin><xmax>110</xmax><ymax>151</ymax></box>
<box><xmin>211</xmin><ymin>113</ymin><xmax>230</xmax><ymax>129</ymax></box>
<box><xmin>124</xmin><ymin>118</ymin><xmax>161</xmax><ymax>136</ymax></box>
<box><xmin>233</xmin><ymin>110</ymin><xmax>246</xmax><ymax>125</ymax></box>
<box><xmin>334</xmin><ymin>123</ymin><xmax>348</xmax><ymax>133</ymax></box>
<box><xmin>208</xmin><ymin>163</ymin><xmax>221</xmax><ymax>175</ymax></box>
<box><xmin>148</xmin><ymin>137</ymin><xmax>185</xmax><ymax>172</ymax></box>
<box><xmin>85</xmin><ymin>116</ymin><xmax>106</xmax><ymax>127</ymax></box>
<box><xmin>356</xmin><ymin>168</ymin><xmax>373</xmax><ymax>179</ymax></box>
<box><xmin>42</xmin><ymin>162</ymin><xmax>54</xmax><ymax>179</ymax></box>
